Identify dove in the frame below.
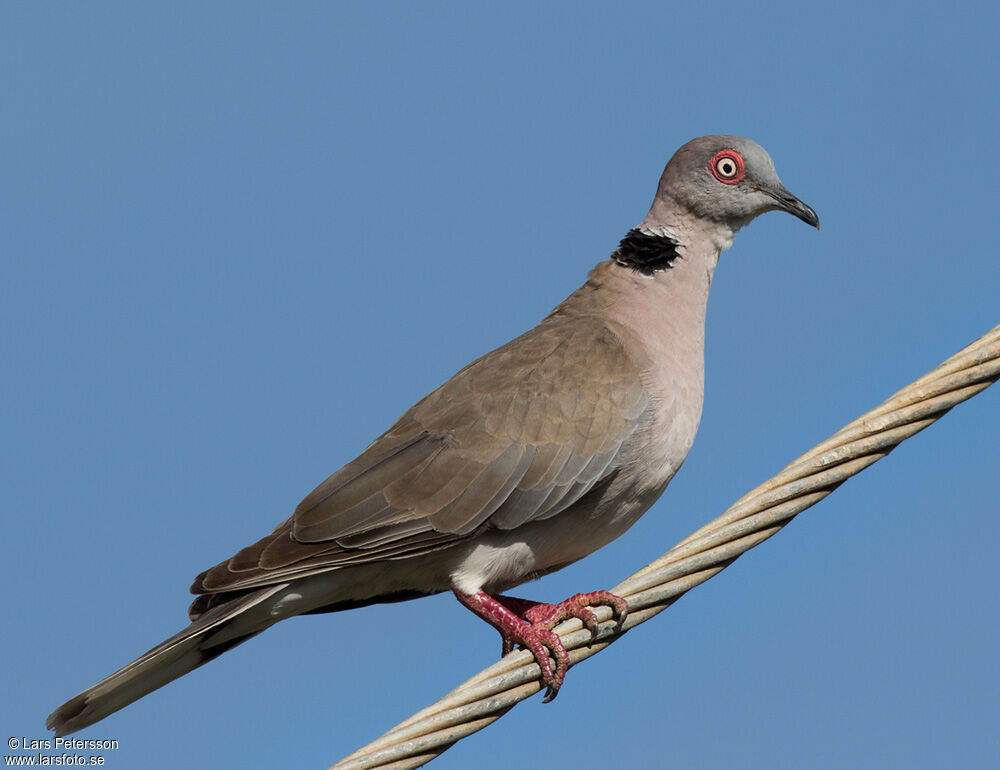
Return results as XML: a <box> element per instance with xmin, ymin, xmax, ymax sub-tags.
<box><xmin>47</xmin><ymin>135</ymin><xmax>818</xmax><ymax>735</ymax></box>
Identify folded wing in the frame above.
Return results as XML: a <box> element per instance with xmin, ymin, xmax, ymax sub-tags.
<box><xmin>191</xmin><ymin>313</ymin><xmax>649</xmax><ymax>604</ymax></box>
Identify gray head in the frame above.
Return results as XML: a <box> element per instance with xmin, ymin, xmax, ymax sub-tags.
<box><xmin>647</xmin><ymin>135</ymin><xmax>819</xmax><ymax>233</ymax></box>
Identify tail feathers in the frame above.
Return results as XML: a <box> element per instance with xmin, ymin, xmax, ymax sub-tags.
<box><xmin>46</xmin><ymin>584</ymin><xmax>288</xmax><ymax>736</ymax></box>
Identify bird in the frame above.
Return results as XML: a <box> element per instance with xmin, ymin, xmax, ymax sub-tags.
<box><xmin>47</xmin><ymin>135</ymin><xmax>818</xmax><ymax>735</ymax></box>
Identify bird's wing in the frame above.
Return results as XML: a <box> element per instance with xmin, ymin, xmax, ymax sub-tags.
<box><xmin>192</xmin><ymin>313</ymin><xmax>649</xmax><ymax>597</ymax></box>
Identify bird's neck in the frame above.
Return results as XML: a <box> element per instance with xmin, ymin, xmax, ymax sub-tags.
<box><xmin>608</xmin><ymin>210</ymin><xmax>728</xmax><ymax>299</ymax></box>
<box><xmin>598</xmin><ymin>233</ymin><xmax>718</xmax><ymax>341</ymax></box>
<box><xmin>641</xmin><ymin>194</ymin><xmax>740</xmax><ymax>255</ymax></box>
<box><xmin>554</xmin><ymin>206</ymin><xmax>732</xmax><ymax>346</ymax></box>
<box><xmin>558</xmin><ymin>215</ymin><xmax>727</xmax><ymax>404</ymax></box>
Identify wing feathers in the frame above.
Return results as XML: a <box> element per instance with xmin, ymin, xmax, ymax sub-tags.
<box><xmin>293</xmin><ymin>432</ymin><xmax>440</xmax><ymax>527</ymax></box>
<box><xmin>192</xmin><ymin>315</ymin><xmax>650</xmax><ymax>596</ymax></box>
<box><xmin>518</xmin><ymin>443</ymin><xmax>573</xmax><ymax>489</ymax></box>
<box><xmin>427</xmin><ymin>444</ymin><xmax>534</xmax><ymax>534</ymax></box>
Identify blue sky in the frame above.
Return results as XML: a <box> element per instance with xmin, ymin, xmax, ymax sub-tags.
<box><xmin>2</xmin><ymin>3</ymin><xmax>998</xmax><ymax>768</ymax></box>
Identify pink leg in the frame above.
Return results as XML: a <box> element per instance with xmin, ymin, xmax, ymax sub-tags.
<box><xmin>454</xmin><ymin>589</ymin><xmax>628</xmax><ymax>702</ymax></box>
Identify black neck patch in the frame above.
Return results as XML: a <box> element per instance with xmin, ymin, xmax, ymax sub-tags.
<box><xmin>611</xmin><ymin>228</ymin><xmax>682</xmax><ymax>275</ymax></box>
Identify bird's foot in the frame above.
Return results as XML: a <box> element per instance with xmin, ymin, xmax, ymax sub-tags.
<box><xmin>454</xmin><ymin>589</ymin><xmax>628</xmax><ymax>702</ymax></box>
<box><xmin>497</xmin><ymin>591</ymin><xmax>629</xmax><ymax>647</ymax></box>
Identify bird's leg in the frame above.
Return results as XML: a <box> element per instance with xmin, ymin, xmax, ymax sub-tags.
<box><xmin>453</xmin><ymin>589</ymin><xmax>628</xmax><ymax>702</ymax></box>
<box><xmin>454</xmin><ymin>589</ymin><xmax>569</xmax><ymax>700</ymax></box>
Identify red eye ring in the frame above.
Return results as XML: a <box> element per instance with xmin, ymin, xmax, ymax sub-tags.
<box><xmin>709</xmin><ymin>149</ymin><xmax>745</xmax><ymax>184</ymax></box>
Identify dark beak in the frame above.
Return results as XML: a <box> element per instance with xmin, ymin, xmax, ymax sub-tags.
<box><xmin>763</xmin><ymin>184</ymin><xmax>820</xmax><ymax>229</ymax></box>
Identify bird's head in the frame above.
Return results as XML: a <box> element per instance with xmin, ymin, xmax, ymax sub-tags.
<box><xmin>648</xmin><ymin>135</ymin><xmax>819</xmax><ymax>236</ymax></box>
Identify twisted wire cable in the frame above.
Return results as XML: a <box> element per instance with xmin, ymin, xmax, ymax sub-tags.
<box><xmin>332</xmin><ymin>323</ymin><xmax>1000</xmax><ymax>770</ymax></box>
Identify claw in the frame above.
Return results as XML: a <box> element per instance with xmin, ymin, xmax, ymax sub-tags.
<box><xmin>454</xmin><ymin>589</ymin><xmax>628</xmax><ymax>701</ymax></box>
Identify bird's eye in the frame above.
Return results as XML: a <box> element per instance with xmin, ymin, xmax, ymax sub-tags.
<box><xmin>716</xmin><ymin>158</ymin><xmax>737</xmax><ymax>177</ymax></box>
<box><xmin>709</xmin><ymin>150</ymin><xmax>745</xmax><ymax>184</ymax></box>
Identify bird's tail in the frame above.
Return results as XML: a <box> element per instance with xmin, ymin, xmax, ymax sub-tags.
<box><xmin>46</xmin><ymin>583</ymin><xmax>288</xmax><ymax>736</ymax></box>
